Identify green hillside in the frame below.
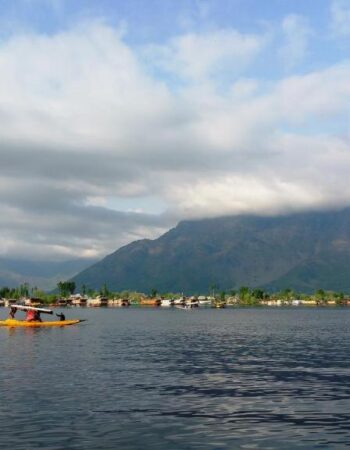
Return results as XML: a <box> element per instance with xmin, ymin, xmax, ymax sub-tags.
<box><xmin>71</xmin><ymin>209</ymin><xmax>350</xmax><ymax>294</ymax></box>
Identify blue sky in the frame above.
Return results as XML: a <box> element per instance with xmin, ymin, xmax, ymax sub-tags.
<box><xmin>0</xmin><ymin>0</ymin><xmax>349</xmax><ymax>260</ymax></box>
<box><xmin>0</xmin><ymin>1</ymin><xmax>332</xmax><ymax>37</ymax></box>
<box><xmin>0</xmin><ymin>1</ymin><xmax>347</xmax><ymax>84</ymax></box>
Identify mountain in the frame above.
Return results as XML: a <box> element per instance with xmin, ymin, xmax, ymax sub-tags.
<box><xmin>0</xmin><ymin>258</ymin><xmax>97</xmax><ymax>291</ymax></box>
<box><xmin>71</xmin><ymin>208</ymin><xmax>350</xmax><ymax>294</ymax></box>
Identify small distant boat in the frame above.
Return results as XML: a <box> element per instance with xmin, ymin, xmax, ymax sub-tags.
<box><xmin>212</xmin><ymin>301</ymin><xmax>226</xmax><ymax>309</ymax></box>
<box><xmin>175</xmin><ymin>303</ymin><xmax>197</xmax><ymax>310</ymax></box>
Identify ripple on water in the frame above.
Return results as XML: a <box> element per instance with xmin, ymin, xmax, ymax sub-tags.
<box><xmin>1</xmin><ymin>307</ymin><xmax>350</xmax><ymax>449</ymax></box>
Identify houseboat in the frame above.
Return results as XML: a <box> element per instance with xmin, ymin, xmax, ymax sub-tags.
<box><xmin>173</xmin><ymin>297</ymin><xmax>186</xmax><ymax>306</ymax></box>
<box><xmin>185</xmin><ymin>297</ymin><xmax>199</xmax><ymax>308</ymax></box>
<box><xmin>198</xmin><ymin>296</ymin><xmax>212</xmax><ymax>306</ymax></box>
<box><xmin>140</xmin><ymin>298</ymin><xmax>161</xmax><ymax>307</ymax></box>
<box><xmin>4</xmin><ymin>299</ymin><xmax>18</xmax><ymax>308</ymax></box>
<box><xmin>87</xmin><ymin>296</ymin><xmax>108</xmax><ymax>307</ymax></box>
<box><xmin>108</xmin><ymin>298</ymin><xmax>130</xmax><ymax>307</ymax></box>
<box><xmin>56</xmin><ymin>298</ymin><xmax>69</xmax><ymax>307</ymax></box>
<box><xmin>160</xmin><ymin>298</ymin><xmax>174</xmax><ymax>307</ymax></box>
<box><xmin>70</xmin><ymin>294</ymin><xmax>88</xmax><ymax>307</ymax></box>
<box><xmin>24</xmin><ymin>297</ymin><xmax>43</xmax><ymax>307</ymax></box>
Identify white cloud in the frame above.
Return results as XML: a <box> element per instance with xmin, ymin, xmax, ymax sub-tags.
<box><xmin>144</xmin><ymin>29</ymin><xmax>266</xmax><ymax>81</ymax></box>
<box><xmin>279</xmin><ymin>14</ymin><xmax>312</xmax><ymax>70</ymax></box>
<box><xmin>330</xmin><ymin>0</ymin><xmax>350</xmax><ymax>37</ymax></box>
<box><xmin>0</xmin><ymin>22</ymin><xmax>350</xmax><ymax>260</ymax></box>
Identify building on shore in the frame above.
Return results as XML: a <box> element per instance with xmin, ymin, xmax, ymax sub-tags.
<box><xmin>4</xmin><ymin>298</ymin><xmax>18</xmax><ymax>308</ymax></box>
<box><xmin>69</xmin><ymin>294</ymin><xmax>88</xmax><ymax>307</ymax></box>
<box><xmin>87</xmin><ymin>296</ymin><xmax>108</xmax><ymax>307</ymax></box>
<box><xmin>107</xmin><ymin>298</ymin><xmax>130</xmax><ymax>307</ymax></box>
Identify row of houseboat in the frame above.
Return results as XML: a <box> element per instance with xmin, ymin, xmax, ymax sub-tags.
<box><xmin>0</xmin><ymin>294</ymin><xmax>223</xmax><ymax>309</ymax></box>
<box><xmin>1</xmin><ymin>295</ymin><xmax>327</xmax><ymax>309</ymax></box>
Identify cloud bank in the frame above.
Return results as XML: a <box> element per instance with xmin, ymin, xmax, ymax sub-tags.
<box><xmin>0</xmin><ymin>16</ymin><xmax>349</xmax><ymax>260</ymax></box>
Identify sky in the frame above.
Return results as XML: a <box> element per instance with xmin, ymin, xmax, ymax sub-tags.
<box><xmin>0</xmin><ymin>0</ymin><xmax>349</xmax><ymax>261</ymax></box>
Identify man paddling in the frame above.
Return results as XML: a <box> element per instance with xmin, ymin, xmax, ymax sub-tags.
<box><xmin>56</xmin><ymin>312</ymin><xmax>66</xmax><ymax>321</ymax></box>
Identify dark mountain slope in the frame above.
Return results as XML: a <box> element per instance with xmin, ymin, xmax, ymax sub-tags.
<box><xmin>71</xmin><ymin>209</ymin><xmax>350</xmax><ymax>294</ymax></box>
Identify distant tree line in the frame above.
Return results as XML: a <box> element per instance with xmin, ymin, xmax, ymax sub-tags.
<box><xmin>0</xmin><ymin>281</ymin><xmax>349</xmax><ymax>306</ymax></box>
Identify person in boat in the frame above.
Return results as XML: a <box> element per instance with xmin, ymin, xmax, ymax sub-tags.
<box><xmin>25</xmin><ymin>309</ymin><xmax>42</xmax><ymax>322</ymax></box>
<box><xmin>56</xmin><ymin>312</ymin><xmax>66</xmax><ymax>321</ymax></box>
<box><xmin>9</xmin><ymin>307</ymin><xmax>17</xmax><ymax>319</ymax></box>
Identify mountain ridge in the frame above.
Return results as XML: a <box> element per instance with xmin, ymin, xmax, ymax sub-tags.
<box><xmin>71</xmin><ymin>208</ymin><xmax>350</xmax><ymax>294</ymax></box>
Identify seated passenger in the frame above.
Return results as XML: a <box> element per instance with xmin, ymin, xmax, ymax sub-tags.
<box><xmin>25</xmin><ymin>310</ymin><xmax>41</xmax><ymax>322</ymax></box>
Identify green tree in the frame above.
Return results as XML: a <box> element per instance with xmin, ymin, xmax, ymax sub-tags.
<box><xmin>57</xmin><ymin>281</ymin><xmax>67</xmax><ymax>297</ymax></box>
<box><xmin>0</xmin><ymin>286</ymin><xmax>10</xmax><ymax>298</ymax></box>
<box><xmin>100</xmin><ymin>283</ymin><xmax>110</xmax><ymax>297</ymax></box>
<box><xmin>87</xmin><ymin>288</ymin><xmax>95</xmax><ymax>297</ymax></box>
<box><xmin>279</xmin><ymin>288</ymin><xmax>295</xmax><ymax>301</ymax></box>
<box><xmin>239</xmin><ymin>286</ymin><xmax>250</xmax><ymax>301</ymax></box>
<box><xmin>219</xmin><ymin>291</ymin><xmax>226</xmax><ymax>302</ymax></box>
<box><xmin>252</xmin><ymin>288</ymin><xmax>264</xmax><ymax>300</ymax></box>
<box><xmin>210</xmin><ymin>283</ymin><xmax>219</xmax><ymax>297</ymax></box>
<box><xmin>68</xmin><ymin>281</ymin><xmax>76</xmax><ymax>295</ymax></box>
<box><xmin>57</xmin><ymin>281</ymin><xmax>76</xmax><ymax>298</ymax></box>
<box><xmin>315</xmin><ymin>289</ymin><xmax>326</xmax><ymax>304</ymax></box>
<box><xmin>150</xmin><ymin>288</ymin><xmax>158</xmax><ymax>298</ymax></box>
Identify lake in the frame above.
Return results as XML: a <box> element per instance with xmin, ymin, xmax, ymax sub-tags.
<box><xmin>1</xmin><ymin>307</ymin><xmax>350</xmax><ymax>449</ymax></box>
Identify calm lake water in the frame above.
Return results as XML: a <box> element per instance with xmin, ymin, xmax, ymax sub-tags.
<box><xmin>1</xmin><ymin>307</ymin><xmax>350</xmax><ymax>449</ymax></box>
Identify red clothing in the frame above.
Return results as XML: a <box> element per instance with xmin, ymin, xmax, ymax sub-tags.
<box><xmin>26</xmin><ymin>310</ymin><xmax>36</xmax><ymax>321</ymax></box>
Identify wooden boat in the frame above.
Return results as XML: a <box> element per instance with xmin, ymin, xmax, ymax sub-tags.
<box><xmin>1</xmin><ymin>304</ymin><xmax>84</xmax><ymax>327</ymax></box>
<box><xmin>0</xmin><ymin>319</ymin><xmax>83</xmax><ymax>327</ymax></box>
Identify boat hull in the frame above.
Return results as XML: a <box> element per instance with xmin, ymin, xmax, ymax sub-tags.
<box><xmin>0</xmin><ymin>319</ymin><xmax>82</xmax><ymax>327</ymax></box>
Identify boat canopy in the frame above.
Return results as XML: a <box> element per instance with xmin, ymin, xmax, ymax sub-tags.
<box><xmin>11</xmin><ymin>305</ymin><xmax>53</xmax><ymax>315</ymax></box>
